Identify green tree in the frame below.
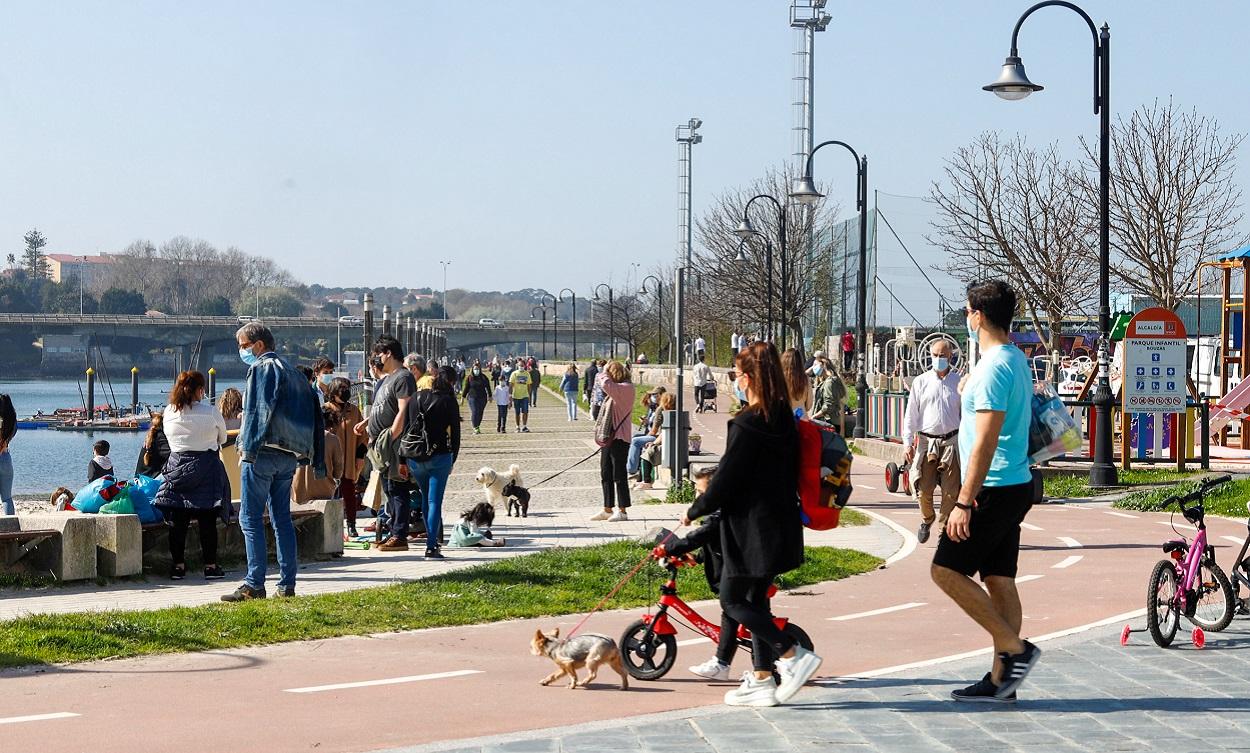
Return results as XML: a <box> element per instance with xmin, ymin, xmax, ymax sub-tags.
<box><xmin>42</xmin><ymin>280</ymin><xmax>97</xmax><ymax>314</ymax></box>
<box><xmin>0</xmin><ymin>281</ymin><xmax>36</xmax><ymax>313</ymax></box>
<box><xmin>22</xmin><ymin>229</ymin><xmax>50</xmax><ymax>279</ymax></box>
<box><xmin>193</xmin><ymin>295</ymin><xmax>233</xmax><ymax>316</ymax></box>
<box><xmin>98</xmin><ymin>287</ymin><xmax>147</xmax><ymax>315</ymax></box>
<box><xmin>236</xmin><ymin>289</ymin><xmax>304</xmax><ymax>318</ymax></box>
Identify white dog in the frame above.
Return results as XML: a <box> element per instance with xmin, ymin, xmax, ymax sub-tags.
<box><xmin>475</xmin><ymin>464</ymin><xmax>523</xmax><ymax>513</ymax></box>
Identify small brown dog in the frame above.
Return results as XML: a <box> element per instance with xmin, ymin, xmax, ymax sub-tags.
<box><xmin>530</xmin><ymin>628</ymin><xmax>629</xmax><ymax>690</ymax></box>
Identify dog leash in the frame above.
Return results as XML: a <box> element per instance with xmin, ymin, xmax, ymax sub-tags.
<box><xmin>566</xmin><ymin>522</ymin><xmax>684</xmax><ymax>638</ymax></box>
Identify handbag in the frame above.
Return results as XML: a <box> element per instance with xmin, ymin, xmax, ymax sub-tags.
<box><xmin>1028</xmin><ymin>384</ymin><xmax>1082</xmax><ymax>463</ymax></box>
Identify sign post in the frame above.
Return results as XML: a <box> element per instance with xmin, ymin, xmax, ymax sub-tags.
<box><xmin>1121</xmin><ymin>307</ymin><xmax>1188</xmax><ymax>470</ymax></box>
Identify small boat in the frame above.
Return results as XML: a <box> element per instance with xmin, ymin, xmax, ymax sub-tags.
<box><xmin>51</xmin><ymin>419</ymin><xmax>150</xmax><ymax>433</ymax></box>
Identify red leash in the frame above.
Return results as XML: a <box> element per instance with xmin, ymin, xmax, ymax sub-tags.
<box><xmin>566</xmin><ymin>522</ymin><xmax>684</xmax><ymax>638</ymax></box>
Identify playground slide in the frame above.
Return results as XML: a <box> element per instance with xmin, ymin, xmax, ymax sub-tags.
<box><xmin>1201</xmin><ymin>376</ymin><xmax>1250</xmax><ymax>437</ymax></box>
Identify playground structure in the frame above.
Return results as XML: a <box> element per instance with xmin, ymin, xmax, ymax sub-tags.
<box><xmin>1197</xmin><ymin>247</ymin><xmax>1250</xmax><ymax>450</ymax></box>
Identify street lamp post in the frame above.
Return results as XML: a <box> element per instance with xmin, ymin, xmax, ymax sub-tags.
<box><xmin>79</xmin><ymin>256</ymin><xmax>86</xmax><ymax>315</ymax></box>
<box><xmin>559</xmin><ymin>288</ymin><xmax>577</xmax><ymax>361</ymax></box>
<box><xmin>538</xmin><ymin>292</ymin><xmax>556</xmax><ymax>358</ymax></box>
<box><xmin>640</xmin><ymin>275</ymin><xmax>663</xmax><ymax>363</ymax></box>
<box><xmin>439</xmin><ymin>260</ymin><xmax>451</xmax><ymax>320</ymax></box>
<box><xmin>983</xmin><ymin>0</ymin><xmax>1116</xmax><ymax>487</ymax></box>
<box><xmin>733</xmin><ymin>234</ymin><xmax>776</xmax><ymax>344</ymax></box>
<box><xmin>792</xmin><ymin>139</ymin><xmax>869</xmax><ymax>438</ymax></box>
<box><xmin>531</xmin><ymin>304</ymin><xmax>549</xmax><ymax>359</ymax></box>
<box><xmin>733</xmin><ymin>195</ymin><xmax>788</xmax><ymax>348</ymax></box>
<box><xmin>593</xmin><ymin>283</ymin><xmax>615</xmax><ymax>359</ymax></box>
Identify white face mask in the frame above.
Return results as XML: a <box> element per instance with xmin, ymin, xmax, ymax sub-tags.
<box><xmin>932</xmin><ymin>356</ymin><xmax>949</xmax><ymax>373</ymax></box>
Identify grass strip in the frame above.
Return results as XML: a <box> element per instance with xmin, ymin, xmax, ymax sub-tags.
<box><xmin>540</xmin><ymin>375</ymin><xmax>656</xmax><ymax>426</ymax></box>
<box><xmin>1114</xmin><ymin>476</ymin><xmax>1250</xmax><ymax>518</ymax></box>
<box><xmin>0</xmin><ymin>540</ymin><xmax>879</xmax><ymax>669</ymax></box>
<box><xmin>1044</xmin><ymin>468</ymin><xmax>1199</xmax><ymax>500</ymax></box>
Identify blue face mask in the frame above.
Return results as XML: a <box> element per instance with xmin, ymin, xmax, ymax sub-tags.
<box><xmin>966</xmin><ymin>319</ymin><xmax>979</xmax><ymax>344</ymax></box>
<box><xmin>933</xmin><ymin>356</ymin><xmax>949</xmax><ymax>373</ymax></box>
<box><xmin>318</xmin><ymin>373</ymin><xmax>334</xmax><ymax>386</ymax></box>
<box><xmin>812</xmin><ymin>363</ymin><xmax>823</xmax><ymax>376</ymax></box>
<box><xmin>239</xmin><ymin>347</ymin><xmax>259</xmax><ymax>366</ymax></box>
<box><xmin>734</xmin><ymin>384</ymin><xmax>748</xmax><ymax>403</ymax></box>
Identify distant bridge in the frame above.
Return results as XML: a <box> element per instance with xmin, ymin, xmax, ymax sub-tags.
<box><xmin>0</xmin><ymin>313</ymin><xmax>611</xmax><ymax>354</ymax></box>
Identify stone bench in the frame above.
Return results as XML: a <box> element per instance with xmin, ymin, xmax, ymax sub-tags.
<box><xmin>0</xmin><ymin>514</ymin><xmax>98</xmax><ymax>581</ymax></box>
<box><xmin>141</xmin><ymin>498</ymin><xmax>344</xmax><ymax>568</ymax></box>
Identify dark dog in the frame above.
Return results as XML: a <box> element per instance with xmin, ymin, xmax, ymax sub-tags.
<box><xmin>502</xmin><ymin>480</ymin><xmax>531</xmax><ymax>518</ymax></box>
<box><xmin>530</xmin><ymin>628</ymin><xmax>628</xmax><ymax>690</ymax></box>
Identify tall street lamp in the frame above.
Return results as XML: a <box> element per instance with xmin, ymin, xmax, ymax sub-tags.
<box><xmin>593</xmin><ymin>283</ymin><xmax>615</xmax><ymax>359</ymax></box>
<box><xmin>530</xmin><ymin>304</ymin><xmax>549</xmax><ymax>359</ymax></box>
<box><xmin>559</xmin><ymin>288</ymin><xmax>577</xmax><ymax>361</ymax></box>
<box><xmin>538</xmin><ymin>291</ymin><xmax>556</xmax><ymax>358</ymax></box>
<box><xmin>733</xmin><ymin>195</ymin><xmax>788</xmax><ymax>348</ymax></box>
<box><xmin>640</xmin><ymin>275</ymin><xmax>663</xmax><ymax>363</ymax></box>
<box><xmin>439</xmin><ymin>260</ymin><xmax>451</xmax><ymax>320</ymax></box>
<box><xmin>792</xmin><ymin>138</ymin><xmax>869</xmax><ymax>439</ymax></box>
<box><xmin>78</xmin><ymin>256</ymin><xmax>86</xmax><ymax>316</ymax></box>
<box><xmin>983</xmin><ymin>0</ymin><xmax>1116</xmax><ymax>487</ymax></box>
<box><xmin>734</xmin><ymin>232</ymin><xmax>776</xmax><ymax>343</ymax></box>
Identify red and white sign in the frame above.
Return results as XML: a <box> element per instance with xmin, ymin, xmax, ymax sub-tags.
<box><xmin>1123</xmin><ymin>307</ymin><xmax>1187</xmax><ymax>414</ymax></box>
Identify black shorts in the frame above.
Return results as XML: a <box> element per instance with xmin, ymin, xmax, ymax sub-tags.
<box><xmin>932</xmin><ymin>481</ymin><xmax>1033</xmax><ymax>580</ymax></box>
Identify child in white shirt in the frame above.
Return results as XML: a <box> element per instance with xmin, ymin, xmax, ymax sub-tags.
<box><xmin>493</xmin><ymin>383</ymin><xmax>511</xmax><ymax>433</ymax></box>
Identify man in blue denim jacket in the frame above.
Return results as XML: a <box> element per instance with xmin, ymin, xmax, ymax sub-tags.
<box><xmin>222</xmin><ymin>322</ymin><xmax>325</xmax><ymax>602</ymax></box>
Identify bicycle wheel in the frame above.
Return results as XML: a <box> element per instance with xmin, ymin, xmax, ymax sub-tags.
<box><xmin>1146</xmin><ymin>560</ymin><xmax>1180</xmax><ymax>648</ymax></box>
<box><xmin>619</xmin><ymin>619</ymin><xmax>678</xmax><ymax>681</ymax></box>
<box><xmin>782</xmin><ymin>622</ymin><xmax>814</xmax><ymax>651</ymax></box>
<box><xmin>1189</xmin><ymin>561</ymin><xmax>1235</xmax><ymax>632</ymax></box>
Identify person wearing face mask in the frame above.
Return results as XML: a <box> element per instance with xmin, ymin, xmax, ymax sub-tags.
<box><xmin>809</xmin><ymin>357</ymin><xmax>847</xmax><ymax>433</ymax></box>
<box><xmin>311</xmin><ymin>356</ymin><xmax>336</xmax><ymax>404</ymax></box>
<box><xmin>155</xmin><ymin>370</ymin><xmax>230</xmax><ymax>582</ymax></box>
<box><xmin>326</xmin><ymin>377</ymin><xmax>365</xmax><ymax>536</ymax></box>
<box><xmin>461</xmin><ymin>360</ymin><xmax>492</xmax><ymax>434</ymax></box>
<box><xmin>901</xmin><ymin>338</ymin><xmax>962</xmax><ymax>544</ymax></box>
<box><xmin>223</xmin><ymin>323</ymin><xmax>325</xmax><ymax>602</ymax></box>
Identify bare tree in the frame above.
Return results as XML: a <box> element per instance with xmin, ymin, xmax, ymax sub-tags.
<box><xmin>601</xmin><ymin>286</ymin><xmax>654</xmax><ymax>362</ymax></box>
<box><xmin>930</xmin><ymin>132</ymin><xmax>1097</xmax><ymax>362</ymax></box>
<box><xmin>1079</xmin><ymin>99</ymin><xmax>1246</xmax><ymax>310</ymax></box>
<box><xmin>693</xmin><ymin>166</ymin><xmax>839</xmax><ymax>348</ymax></box>
<box><xmin>113</xmin><ymin>237</ymin><xmax>299</xmax><ymax>314</ymax></box>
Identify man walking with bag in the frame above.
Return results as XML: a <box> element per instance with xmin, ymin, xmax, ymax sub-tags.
<box><xmin>902</xmin><ymin>338</ymin><xmax>961</xmax><ymax>543</ymax></box>
<box><xmin>223</xmin><ymin>322</ymin><xmax>324</xmax><ymax>602</ymax></box>
<box><xmin>931</xmin><ymin>279</ymin><xmax>1041</xmax><ymax>703</ymax></box>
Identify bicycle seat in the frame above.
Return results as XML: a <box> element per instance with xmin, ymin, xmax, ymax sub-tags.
<box><xmin>1162</xmin><ymin>540</ymin><xmax>1189</xmax><ymax>554</ymax></box>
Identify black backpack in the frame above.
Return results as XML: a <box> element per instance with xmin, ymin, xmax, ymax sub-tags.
<box><xmin>399</xmin><ymin>393</ymin><xmax>432</xmax><ymax>460</ymax></box>
<box><xmin>0</xmin><ymin>394</ymin><xmax>15</xmax><ymax>444</ymax></box>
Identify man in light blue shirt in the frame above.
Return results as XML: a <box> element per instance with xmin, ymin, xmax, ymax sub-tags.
<box><xmin>931</xmin><ymin>279</ymin><xmax>1041</xmax><ymax>704</ymax></box>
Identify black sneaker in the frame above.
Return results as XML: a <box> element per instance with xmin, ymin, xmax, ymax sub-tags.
<box><xmin>917</xmin><ymin>522</ymin><xmax>932</xmax><ymax>544</ymax></box>
<box><xmin>425</xmin><ymin>548</ymin><xmax>445</xmax><ymax>559</ymax></box>
<box><xmin>276</xmin><ymin>586</ymin><xmax>296</xmax><ymax>598</ymax></box>
<box><xmin>203</xmin><ymin>565</ymin><xmax>225</xmax><ymax>580</ymax></box>
<box><xmin>170</xmin><ymin>564</ymin><xmax>186</xmax><ymax>580</ymax></box>
<box><xmin>951</xmin><ymin>673</ymin><xmax>1015</xmax><ymax>704</ymax></box>
<box><xmin>221</xmin><ymin>584</ymin><xmax>266</xmax><ymax>602</ymax></box>
<box><xmin>996</xmin><ymin>641</ymin><xmax>1041</xmax><ymax>698</ymax></box>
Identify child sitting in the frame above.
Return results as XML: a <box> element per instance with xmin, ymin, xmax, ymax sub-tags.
<box><xmin>655</xmin><ymin>466</ymin><xmax>739</xmax><ymax>681</ymax></box>
<box><xmin>450</xmin><ymin>502</ymin><xmax>506</xmax><ymax>547</ymax></box>
<box><xmin>88</xmin><ymin>440</ymin><xmax>114</xmax><ymax>483</ymax></box>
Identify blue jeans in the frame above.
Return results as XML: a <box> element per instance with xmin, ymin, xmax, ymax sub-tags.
<box><xmin>239</xmin><ymin>448</ymin><xmax>299</xmax><ymax>591</ymax></box>
<box><xmin>627</xmin><ymin>433</ymin><xmax>656</xmax><ymax>475</ymax></box>
<box><xmin>407</xmin><ymin>453</ymin><xmax>454</xmax><ymax>549</ymax></box>
<box><xmin>0</xmin><ymin>451</ymin><xmax>13</xmax><ymax>516</ymax></box>
<box><xmin>564</xmin><ymin>391</ymin><xmax>578</xmax><ymax>420</ymax></box>
<box><xmin>467</xmin><ymin>396</ymin><xmax>486</xmax><ymax>429</ymax></box>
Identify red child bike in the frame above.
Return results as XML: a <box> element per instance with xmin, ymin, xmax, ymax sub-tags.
<box><xmin>618</xmin><ymin>552</ymin><xmax>813</xmax><ymax>681</ymax></box>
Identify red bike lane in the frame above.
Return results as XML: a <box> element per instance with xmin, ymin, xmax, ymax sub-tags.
<box><xmin>2</xmin><ymin>457</ymin><xmax>1246</xmax><ymax>753</ymax></box>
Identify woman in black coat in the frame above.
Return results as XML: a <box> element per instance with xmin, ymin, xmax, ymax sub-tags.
<box><xmin>461</xmin><ymin>360</ymin><xmax>492</xmax><ymax>434</ymax></box>
<box><xmin>682</xmin><ymin>341</ymin><xmax>823</xmax><ymax>707</ymax></box>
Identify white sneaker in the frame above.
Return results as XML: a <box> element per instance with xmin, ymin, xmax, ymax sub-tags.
<box><xmin>773</xmin><ymin>645</ymin><xmax>823</xmax><ymax>703</ymax></box>
<box><xmin>589</xmin><ymin>511</ymin><xmax>612</xmax><ymax>521</ymax></box>
<box><xmin>724</xmin><ymin>672</ymin><xmax>778</xmax><ymax>707</ymax></box>
<box><xmin>689</xmin><ymin>658</ymin><xmax>731</xmax><ymax>681</ymax></box>
<box><xmin>607</xmin><ymin>510</ymin><xmax>628</xmax><ymax>522</ymax></box>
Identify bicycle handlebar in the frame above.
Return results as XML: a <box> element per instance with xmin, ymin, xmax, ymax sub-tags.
<box><xmin>1159</xmin><ymin>474</ymin><xmax>1233</xmax><ymax>510</ymax></box>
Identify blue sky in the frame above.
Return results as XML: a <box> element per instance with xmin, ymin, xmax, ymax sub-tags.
<box><xmin>1</xmin><ymin>1</ymin><xmax>1246</xmax><ymax>314</ymax></box>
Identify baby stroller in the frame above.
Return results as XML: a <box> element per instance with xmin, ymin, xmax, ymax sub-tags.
<box><xmin>695</xmin><ymin>383</ymin><xmax>717</xmax><ymax>413</ymax></box>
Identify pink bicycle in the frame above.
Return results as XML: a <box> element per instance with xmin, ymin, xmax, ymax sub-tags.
<box><xmin>1139</xmin><ymin>475</ymin><xmax>1236</xmax><ymax>648</ymax></box>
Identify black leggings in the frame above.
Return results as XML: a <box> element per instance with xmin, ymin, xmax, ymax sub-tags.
<box><xmin>168</xmin><ymin>508</ymin><xmax>219</xmax><ymax>565</ymax></box>
<box><xmin>720</xmin><ymin>576</ymin><xmax>794</xmax><ymax>672</ymax></box>
<box><xmin>599</xmin><ymin>439</ymin><xmax>630</xmax><ymax>509</ymax></box>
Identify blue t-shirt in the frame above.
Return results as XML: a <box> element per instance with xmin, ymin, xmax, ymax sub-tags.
<box><xmin>958</xmin><ymin>344</ymin><xmax>1032</xmax><ymax>487</ymax></box>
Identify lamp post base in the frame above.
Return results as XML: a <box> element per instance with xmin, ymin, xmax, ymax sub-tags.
<box><xmin>1088</xmin><ymin>461</ymin><xmax>1118</xmax><ymax>488</ymax></box>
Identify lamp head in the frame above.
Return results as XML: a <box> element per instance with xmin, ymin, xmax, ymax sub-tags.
<box><xmin>790</xmin><ymin>175</ymin><xmax>823</xmax><ymax>206</ymax></box>
<box><xmin>733</xmin><ymin>218</ymin><xmax>757</xmax><ymax>240</ymax></box>
<box><xmin>734</xmin><ymin>244</ymin><xmax>749</xmax><ymax>264</ymax></box>
<box><xmin>983</xmin><ymin>55</ymin><xmax>1043</xmax><ymax>101</ymax></box>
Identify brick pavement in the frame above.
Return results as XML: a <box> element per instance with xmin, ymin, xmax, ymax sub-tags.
<box><xmin>385</xmin><ymin>618</ymin><xmax>1250</xmax><ymax>753</ymax></box>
